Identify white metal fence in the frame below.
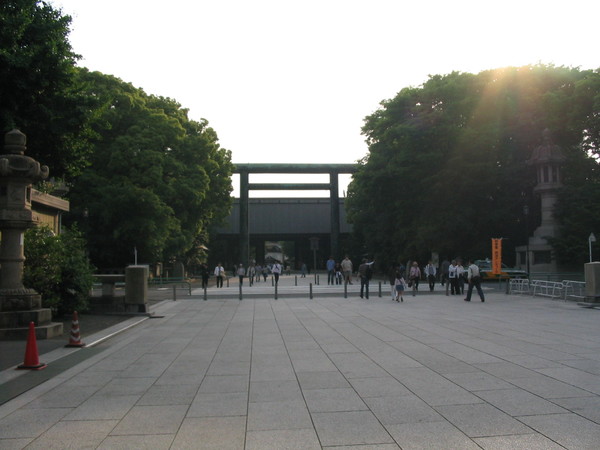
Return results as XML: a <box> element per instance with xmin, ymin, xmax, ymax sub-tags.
<box><xmin>509</xmin><ymin>278</ymin><xmax>586</xmax><ymax>301</ymax></box>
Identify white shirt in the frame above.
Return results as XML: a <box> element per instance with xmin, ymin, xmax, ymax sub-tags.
<box><xmin>424</xmin><ymin>264</ymin><xmax>436</xmax><ymax>276</ymax></box>
<box><xmin>468</xmin><ymin>264</ymin><xmax>480</xmax><ymax>279</ymax></box>
<box><xmin>448</xmin><ymin>264</ymin><xmax>457</xmax><ymax>278</ymax></box>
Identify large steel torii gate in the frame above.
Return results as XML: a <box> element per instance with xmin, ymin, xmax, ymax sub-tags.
<box><xmin>235</xmin><ymin>163</ymin><xmax>357</xmax><ymax>265</ymax></box>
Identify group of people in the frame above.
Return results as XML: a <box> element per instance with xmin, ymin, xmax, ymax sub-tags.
<box><xmin>438</xmin><ymin>258</ymin><xmax>483</xmax><ymax>300</ymax></box>
<box><xmin>387</xmin><ymin>261</ymin><xmax>422</xmax><ymax>302</ymax></box>
<box><xmin>205</xmin><ymin>261</ymin><xmax>284</xmax><ymax>288</ymax></box>
<box><xmin>386</xmin><ymin>258</ymin><xmax>485</xmax><ymax>302</ymax></box>
<box><xmin>201</xmin><ymin>255</ymin><xmax>484</xmax><ymax>303</ymax></box>
<box><xmin>325</xmin><ymin>256</ymin><xmax>348</xmax><ymax>285</ymax></box>
<box><xmin>325</xmin><ymin>255</ymin><xmax>376</xmax><ymax>298</ymax></box>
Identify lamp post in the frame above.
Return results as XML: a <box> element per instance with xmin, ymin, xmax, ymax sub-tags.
<box><xmin>589</xmin><ymin>233</ymin><xmax>596</xmax><ymax>263</ymax></box>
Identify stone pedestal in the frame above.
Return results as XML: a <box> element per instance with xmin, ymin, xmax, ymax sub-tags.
<box><xmin>125</xmin><ymin>265</ymin><xmax>149</xmax><ymax>313</ymax></box>
<box><xmin>0</xmin><ymin>290</ymin><xmax>63</xmax><ymax>339</ymax></box>
<box><xmin>584</xmin><ymin>262</ymin><xmax>600</xmax><ymax>303</ymax></box>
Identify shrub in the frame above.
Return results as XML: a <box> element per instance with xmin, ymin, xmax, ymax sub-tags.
<box><xmin>24</xmin><ymin>225</ymin><xmax>95</xmax><ymax>316</ymax></box>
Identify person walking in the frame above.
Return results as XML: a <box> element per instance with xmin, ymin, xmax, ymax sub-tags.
<box><xmin>254</xmin><ymin>264</ymin><xmax>262</xmax><ymax>282</ymax></box>
<box><xmin>326</xmin><ymin>256</ymin><xmax>336</xmax><ymax>285</ymax></box>
<box><xmin>214</xmin><ymin>262</ymin><xmax>225</xmax><ymax>288</ymax></box>
<box><xmin>236</xmin><ymin>263</ymin><xmax>245</xmax><ymax>285</ymax></box>
<box><xmin>388</xmin><ymin>263</ymin><xmax>399</xmax><ymax>300</ymax></box>
<box><xmin>456</xmin><ymin>260</ymin><xmax>466</xmax><ymax>295</ymax></box>
<box><xmin>335</xmin><ymin>262</ymin><xmax>343</xmax><ymax>285</ymax></box>
<box><xmin>271</xmin><ymin>260</ymin><xmax>282</xmax><ymax>284</ymax></box>
<box><xmin>200</xmin><ymin>263</ymin><xmax>210</xmax><ymax>289</ymax></box>
<box><xmin>358</xmin><ymin>258</ymin><xmax>374</xmax><ymax>299</ymax></box>
<box><xmin>448</xmin><ymin>260</ymin><xmax>459</xmax><ymax>295</ymax></box>
<box><xmin>408</xmin><ymin>261</ymin><xmax>421</xmax><ymax>296</ymax></box>
<box><xmin>300</xmin><ymin>262</ymin><xmax>307</xmax><ymax>277</ymax></box>
<box><xmin>464</xmin><ymin>259</ymin><xmax>485</xmax><ymax>302</ymax></box>
<box><xmin>341</xmin><ymin>255</ymin><xmax>353</xmax><ymax>285</ymax></box>
<box><xmin>248</xmin><ymin>263</ymin><xmax>255</xmax><ymax>286</ymax></box>
<box><xmin>440</xmin><ymin>258</ymin><xmax>450</xmax><ymax>286</ymax></box>
<box><xmin>424</xmin><ymin>261</ymin><xmax>436</xmax><ymax>292</ymax></box>
<box><xmin>394</xmin><ymin>271</ymin><xmax>406</xmax><ymax>302</ymax></box>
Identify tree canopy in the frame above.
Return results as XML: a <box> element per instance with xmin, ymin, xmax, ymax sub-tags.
<box><xmin>0</xmin><ymin>0</ymin><xmax>94</xmax><ymax>178</ymax></box>
<box><xmin>346</xmin><ymin>65</ymin><xmax>600</xmax><ymax>269</ymax></box>
<box><xmin>1</xmin><ymin>1</ymin><xmax>234</xmax><ymax>271</ymax></box>
<box><xmin>67</xmin><ymin>70</ymin><xmax>233</xmax><ymax>269</ymax></box>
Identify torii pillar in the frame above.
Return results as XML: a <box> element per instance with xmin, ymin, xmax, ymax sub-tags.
<box><xmin>329</xmin><ymin>170</ymin><xmax>341</xmax><ymax>258</ymax></box>
<box><xmin>239</xmin><ymin>169</ymin><xmax>249</xmax><ymax>266</ymax></box>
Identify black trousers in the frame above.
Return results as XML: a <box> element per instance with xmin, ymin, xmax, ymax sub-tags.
<box><xmin>427</xmin><ymin>274</ymin><xmax>435</xmax><ymax>291</ymax></box>
<box><xmin>360</xmin><ymin>277</ymin><xmax>369</xmax><ymax>298</ymax></box>
<box><xmin>450</xmin><ymin>277</ymin><xmax>459</xmax><ymax>295</ymax></box>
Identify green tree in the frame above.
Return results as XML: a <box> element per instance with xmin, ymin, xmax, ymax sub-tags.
<box><xmin>0</xmin><ymin>0</ymin><xmax>94</xmax><ymax>178</ymax></box>
<box><xmin>24</xmin><ymin>225</ymin><xmax>95</xmax><ymax>316</ymax></box>
<box><xmin>67</xmin><ymin>70</ymin><xmax>233</xmax><ymax>269</ymax></box>
<box><xmin>347</xmin><ymin>65</ymin><xmax>600</xmax><ymax>268</ymax></box>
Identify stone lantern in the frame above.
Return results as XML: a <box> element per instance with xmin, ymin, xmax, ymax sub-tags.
<box><xmin>518</xmin><ymin>129</ymin><xmax>566</xmax><ymax>272</ymax></box>
<box><xmin>0</xmin><ymin>130</ymin><xmax>63</xmax><ymax>339</ymax></box>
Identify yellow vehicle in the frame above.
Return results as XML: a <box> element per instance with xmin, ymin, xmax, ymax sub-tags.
<box><xmin>474</xmin><ymin>259</ymin><xmax>528</xmax><ymax>280</ymax></box>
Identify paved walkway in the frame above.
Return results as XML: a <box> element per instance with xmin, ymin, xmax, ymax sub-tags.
<box><xmin>1</xmin><ymin>278</ymin><xmax>600</xmax><ymax>449</ymax></box>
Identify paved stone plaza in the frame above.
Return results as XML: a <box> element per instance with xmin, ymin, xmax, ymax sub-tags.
<box><xmin>1</xmin><ymin>278</ymin><xmax>600</xmax><ymax>449</ymax></box>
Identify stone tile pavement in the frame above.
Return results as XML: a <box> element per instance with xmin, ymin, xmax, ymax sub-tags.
<box><xmin>1</xmin><ymin>280</ymin><xmax>600</xmax><ymax>449</ymax></box>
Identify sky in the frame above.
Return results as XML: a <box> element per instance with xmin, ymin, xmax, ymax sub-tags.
<box><xmin>50</xmin><ymin>0</ymin><xmax>599</xmax><ymax>197</ymax></box>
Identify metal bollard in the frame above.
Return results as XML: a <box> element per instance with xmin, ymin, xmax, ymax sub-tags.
<box><xmin>344</xmin><ymin>282</ymin><xmax>347</xmax><ymax>298</ymax></box>
<box><xmin>204</xmin><ymin>286</ymin><xmax>207</xmax><ymax>301</ymax></box>
<box><xmin>295</xmin><ymin>275</ymin><xmax>297</xmax><ymax>286</ymax></box>
<box><xmin>310</xmin><ymin>283</ymin><xmax>313</xmax><ymax>299</ymax></box>
<box><xmin>173</xmin><ymin>285</ymin><xmax>177</xmax><ymax>301</ymax></box>
<box><xmin>272</xmin><ymin>276</ymin><xmax>274</xmax><ymax>286</ymax></box>
<box><xmin>317</xmin><ymin>274</ymin><xmax>320</xmax><ymax>285</ymax></box>
<box><xmin>275</xmin><ymin>283</ymin><xmax>278</xmax><ymax>300</ymax></box>
<box><xmin>314</xmin><ymin>273</ymin><xmax>317</xmax><ymax>284</ymax></box>
<box><xmin>239</xmin><ymin>283</ymin><xmax>242</xmax><ymax>300</ymax></box>
<box><xmin>227</xmin><ymin>277</ymin><xmax>229</xmax><ymax>287</ymax></box>
<box><xmin>378</xmin><ymin>281</ymin><xmax>382</xmax><ymax>297</ymax></box>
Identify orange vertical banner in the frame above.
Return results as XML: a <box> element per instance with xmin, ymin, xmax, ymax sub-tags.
<box><xmin>491</xmin><ymin>239</ymin><xmax>502</xmax><ymax>275</ymax></box>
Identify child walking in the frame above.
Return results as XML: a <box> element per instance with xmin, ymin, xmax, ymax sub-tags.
<box><xmin>394</xmin><ymin>274</ymin><xmax>406</xmax><ymax>302</ymax></box>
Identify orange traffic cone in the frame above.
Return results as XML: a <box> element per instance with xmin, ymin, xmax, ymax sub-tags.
<box><xmin>17</xmin><ymin>322</ymin><xmax>47</xmax><ymax>370</ymax></box>
<box><xmin>65</xmin><ymin>311</ymin><xmax>85</xmax><ymax>347</ymax></box>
